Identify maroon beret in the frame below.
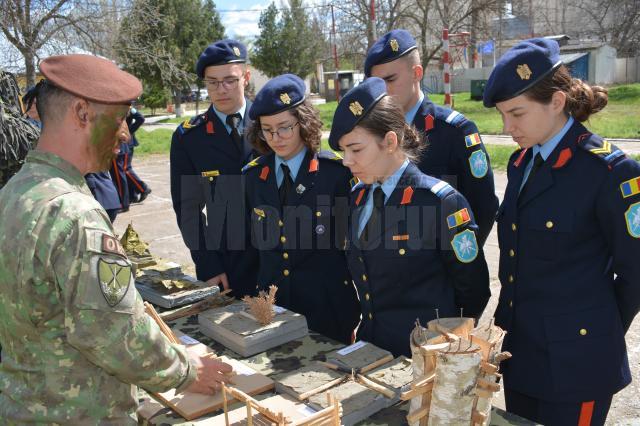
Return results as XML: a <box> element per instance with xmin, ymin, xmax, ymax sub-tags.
<box><xmin>39</xmin><ymin>54</ymin><xmax>142</xmax><ymax>105</ymax></box>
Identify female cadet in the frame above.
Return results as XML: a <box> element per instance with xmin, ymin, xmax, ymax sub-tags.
<box><xmin>242</xmin><ymin>74</ymin><xmax>359</xmax><ymax>344</ymax></box>
<box><xmin>328</xmin><ymin>78</ymin><xmax>490</xmax><ymax>357</ymax></box>
<box><xmin>483</xmin><ymin>38</ymin><xmax>640</xmax><ymax>425</ymax></box>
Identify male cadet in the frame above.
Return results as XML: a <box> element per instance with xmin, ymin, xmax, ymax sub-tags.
<box><xmin>365</xmin><ymin>29</ymin><xmax>499</xmax><ymax>246</ymax></box>
<box><xmin>170</xmin><ymin>39</ymin><xmax>258</xmax><ymax>297</ymax></box>
<box><xmin>0</xmin><ymin>54</ymin><xmax>232</xmax><ymax>424</ymax></box>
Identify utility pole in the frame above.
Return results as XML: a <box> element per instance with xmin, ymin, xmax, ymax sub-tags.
<box><xmin>331</xmin><ymin>4</ymin><xmax>341</xmax><ymax>102</ymax></box>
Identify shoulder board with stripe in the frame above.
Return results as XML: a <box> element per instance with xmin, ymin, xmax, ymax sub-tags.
<box><xmin>429</xmin><ymin>180</ymin><xmax>454</xmax><ymax>198</ymax></box>
<box><xmin>578</xmin><ymin>134</ymin><xmax>626</xmax><ymax>168</ymax></box>
<box><xmin>176</xmin><ymin>114</ymin><xmax>206</xmax><ymax>136</ymax></box>
<box><xmin>349</xmin><ymin>176</ymin><xmax>361</xmax><ymax>191</ymax></box>
<box><xmin>241</xmin><ymin>156</ymin><xmax>265</xmax><ymax>173</ymax></box>
<box><xmin>317</xmin><ymin>150</ymin><xmax>343</xmax><ymax>161</ymax></box>
<box><xmin>435</xmin><ymin>106</ymin><xmax>467</xmax><ymax>128</ymax></box>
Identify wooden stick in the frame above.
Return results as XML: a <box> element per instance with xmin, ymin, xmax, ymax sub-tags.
<box><xmin>400</xmin><ymin>381</ymin><xmax>434</xmax><ymax>400</ymax></box>
<box><xmin>144</xmin><ymin>302</ymin><xmax>180</xmax><ymax>344</ymax></box>
<box><xmin>359</xmin><ymin>354</ymin><xmax>394</xmax><ymax>374</ymax></box>
<box><xmin>412</xmin><ymin>373</ymin><xmax>435</xmax><ymax>389</ymax></box>
<box><xmin>356</xmin><ymin>374</ymin><xmax>396</xmax><ymax>398</ymax></box>
<box><xmin>222</xmin><ymin>385</ymin><xmax>230</xmax><ymax>425</ymax></box>
<box><xmin>480</xmin><ymin>360</ymin><xmax>498</xmax><ymax>375</ymax></box>
<box><xmin>159</xmin><ymin>290</ymin><xmax>233</xmax><ymax>321</ymax></box>
<box><xmin>477</xmin><ymin>378</ymin><xmax>501</xmax><ymax>392</ymax></box>
<box><xmin>298</xmin><ymin>376</ymin><xmax>348</xmax><ymax>401</ymax></box>
<box><xmin>406</xmin><ymin>404</ymin><xmax>431</xmax><ymax>424</ymax></box>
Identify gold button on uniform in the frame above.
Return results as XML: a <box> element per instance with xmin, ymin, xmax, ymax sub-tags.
<box><xmin>399</xmin><ymin>249</ymin><xmax>406</xmax><ymax>255</ymax></box>
<box><xmin>278</xmin><ymin>220</ymin><xmax>284</xmax><ymax>227</ymax></box>
<box><xmin>316</xmin><ymin>211</ymin><xmax>322</xmax><ymax>217</ymax></box>
<box><xmin>509</xmin><ymin>300</ymin><xmax>513</xmax><ymax>307</ymax></box>
<box><xmin>580</xmin><ymin>328</ymin><xmax>587</xmax><ymax>336</ymax></box>
<box><xmin>343</xmin><ymin>280</ymin><xmax>348</xmax><ymax>285</ymax></box>
<box><xmin>282</xmin><ymin>252</ymin><xmax>289</xmax><ymax>259</ymax></box>
<box><xmin>508</xmin><ymin>275</ymin><xmax>514</xmax><ymax>283</ymax></box>
<box><xmin>511</xmin><ymin>223</ymin><xmax>517</xmax><ymax>231</ymax></box>
<box><xmin>509</xmin><ymin>249</ymin><xmax>515</xmax><ymax>257</ymax></box>
<box><xmin>546</xmin><ymin>221</ymin><xmax>554</xmax><ymax>229</ymax></box>
<box><xmin>362</xmin><ymin>274</ymin><xmax>367</xmax><ymax>281</ymax></box>
<box><xmin>209</xmin><ymin>177</ymin><xmax>214</xmax><ymax>182</ymax></box>
<box><xmin>280</xmin><ymin>236</ymin><xmax>286</xmax><ymax>243</ymax></box>
<box><xmin>358</xmin><ymin>256</ymin><xmax>364</xmax><ymax>263</ymax></box>
<box><xmin>283</xmin><ymin>269</ymin><xmax>290</xmax><ymax>276</ymax></box>
<box><xmin>365</xmin><ymin>293</ymin><xmax>370</xmax><ymax>301</ymax></box>
<box><xmin>368</xmin><ymin>313</ymin><xmax>373</xmax><ymax>320</ymax></box>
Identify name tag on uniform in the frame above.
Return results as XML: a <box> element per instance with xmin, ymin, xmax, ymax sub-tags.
<box><xmin>201</xmin><ymin>170</ymin><xmax>220</xmax><ymax>177</ymax></box>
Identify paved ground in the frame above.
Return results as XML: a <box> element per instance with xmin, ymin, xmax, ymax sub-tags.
<box><xmin>114</xmin><ymin>154</ymin><xmax>640</xmax><ymax>424</ymax></box>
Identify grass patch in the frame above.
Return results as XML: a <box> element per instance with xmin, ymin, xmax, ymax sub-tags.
<box><xmin>135</xmin><ymin>128</ymin><xmax>174</xmax><ymax>156</ymax></box>
<box><xmin>311</xmin><ymin>84</ymin><xmax>640</xmax><ymax>139</ymax></box>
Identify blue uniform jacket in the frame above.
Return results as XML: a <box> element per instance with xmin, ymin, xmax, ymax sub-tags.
<box><xmin>413</xmin><ymin>99</ymin><xmax>499</xmax><ymax>246</ymax></box>
<box><xmin>85</xmin><ymin>171</ymin><xmax>121</xmax><ymax>210</ymax></box>
<box><xmin>495</xmin><ymin>120</ymin><xmax>640</xmax><ymax>403</ymax></box>
<box><xmin>242</xmin><ymin>150</ymin><xmax>360</xmax><ymax>344</ymax></box>
<box><xmin>126</xmin><ymin>110</ymin><xmax>145</xmax><ymax>148</ymax></box>
<box><xmin>346</xmin><ymin>162</ymin><xmax>491</xmax><ymax>357</ymax></box>
<box><xmin>170</xmin><ymin>103</ymin><xmax>259</xmax><ymax>297</ymax></box>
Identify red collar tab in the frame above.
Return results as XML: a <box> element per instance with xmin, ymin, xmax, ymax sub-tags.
<box><xmin>425</xmin><ymin>114</ymin><xmax>435</xmax><ymax>131</ymax></box>
<box><xmin>552</xmin><ymin>147</ymin><xmax>573</xmax><ymax>169</ymax></box>
<box><xmin>309</xmin><ymin>158</ymin><xmax>319</xmax><ymax>173</ymax></box>
<box><xmin>400</xmin><ymin>186</ymin><xmax>414</xmax><ymax>205</ymax></box>
<box><xmin>206</xmin><ymin>120</ymin><xmax>214</xmax><ymax>134</ymax></box>
<box><xmin>514</xmin><ymin>148</ymin><xmax>529</xmax><ymax>168</ymax></box>
<box><xmin>259</xmin><ymin>166</ymin><xmax>269</xmax><ymax>181</ymax></box>
<box><xmin>355</xmin><ymin>188</ymin><xmax>365</xmax><ymax>206</ymax></box>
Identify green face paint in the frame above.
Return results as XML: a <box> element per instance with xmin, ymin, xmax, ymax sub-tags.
<box><xmin>89</xmin><ymin>105</ymin><xmax>129</xmax><ymax>171</ymax></box>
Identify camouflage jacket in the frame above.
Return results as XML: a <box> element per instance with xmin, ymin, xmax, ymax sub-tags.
<box><xmin>0</xmin><ymin>150</ymin><xmax>196</xmax><ymax>424</ymax></box>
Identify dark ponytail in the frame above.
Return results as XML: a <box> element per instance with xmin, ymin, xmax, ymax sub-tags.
<box><xmin>525</xmin><ymin>64</ymin><xmax>608</xmax><ymax>122</ymax></box>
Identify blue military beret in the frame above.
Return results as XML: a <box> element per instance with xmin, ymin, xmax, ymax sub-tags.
<box><xmin>328</xmin><ymin>77</ymin><xmax>387</xmax><ymax>151</ymax></box>
<box><xmin>364</xmin><ymin>29</ymin><xmax>418</xmax><ymax>77</ymax></box>
<box><xmin>196</xmin><ymin>39</ymin><xmax>247</xmax><ymax>79</ymax></box>
<box><xmin>249</xmin><ymin>74</ymin><xmax>306</xmax><ymax>120</ymax></box>
<box><xmin>483</xmin><ymin>38</ymin><xmax>562</xmax><ymax>107</ymax></box>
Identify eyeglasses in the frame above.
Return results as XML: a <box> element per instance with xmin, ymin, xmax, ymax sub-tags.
<box><xmin>260</xmin><ymin>122</ymin><xmax>300</xmax><ymax>141</ymax></box>
<box><xmin>202</xmin><ymin>78</ymin><xmax>240</xmax><ymax>90</ymax></box>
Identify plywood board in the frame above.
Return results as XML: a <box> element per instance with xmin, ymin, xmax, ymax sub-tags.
<box><xmin>143</xmin><ymin>332</ymin><xmax>274</xmax><ymax>420</ymax></box>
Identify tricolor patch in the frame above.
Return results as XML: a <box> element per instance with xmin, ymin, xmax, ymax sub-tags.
<box><xmin>447</xmin><ymin>208</ymin><xmax>471</xmax><ymax>229</ymax></box>
<box><xmin>465</xmin><ymin>133</ymin><xmax>482</xmax><ymax>148</ymax></box>
<box><xmin>621</xmin><ymin>176</ymin><xmax>640</xmax><ymax>198</ymax></box>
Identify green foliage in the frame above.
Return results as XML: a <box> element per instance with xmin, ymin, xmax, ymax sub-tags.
<box><xmin>135</xmin><ymin>129</ymin><xmax>175</xmax><ymax>156</ymax></box>
<box><xmin>141</xmin><ymin>81</ymin><xmax>171</xmax><ymax>114</ymax></box>
<box><xmin>116</xmin><ymin>0</ymin><xmax>225</xmax><ymax>94</ymax></box>
<box><xmin>252</xmin><ymin>0</ymin><xmax>326</xmax><ymax>78</ymax></box>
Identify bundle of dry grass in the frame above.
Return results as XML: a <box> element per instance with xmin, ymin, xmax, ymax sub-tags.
<box><xmin>243</xmin><ymin>285</ymin><xmax>278</xmax><ymax>325</ymax></box>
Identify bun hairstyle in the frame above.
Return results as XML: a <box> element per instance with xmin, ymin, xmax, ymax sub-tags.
<box><xmin>526</xmin><ymin>64</ymin><xmax>608</xmax><ymax>122</ymax></box>
<box><xmin>355</xmin><ymin>95</ymin><xmax>425</xmax><ymax>162</ymax></box>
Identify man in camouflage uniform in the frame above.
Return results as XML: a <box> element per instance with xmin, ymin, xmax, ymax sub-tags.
<box><xmin>0</xmin><ymin>54</ymin><xmax>231</xmax><ymax>424</ymax></box>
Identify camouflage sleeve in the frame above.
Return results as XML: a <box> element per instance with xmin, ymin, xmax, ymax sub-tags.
<box><xmin>50</xmin><ymin>207</ymin><xmax>196</xmax><ymax>393</ymax></box>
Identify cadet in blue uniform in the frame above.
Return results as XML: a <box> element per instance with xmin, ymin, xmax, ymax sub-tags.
<box><xmin>170</xmin><ymin>39</ymin><xmax>258</xmax><ymax>297</ymax></box>
<box><xmin>242</xmin><ymin>74</ymin><xmax>359</xmax><ymax>344</ymax></box>
<box><xmin>365</xmin><ymin>30</ymin><xmax>498</xmax><ymax>246</ymax></box>
<box><xmin>484</xmin><ymin>38</ymin><xmax>640</xmax><ymax>425</ymax></box>
<box><xmin>110</xmin><ymin>134</ymin><xmax>130</xmax><ymax>211</ymax></box>
<box><xmin>329</xmin><ymin>78</ymin><xmax>490</xmax><ymax>357</ymax></box>
<box><xmin>125</xmin><ymin>108</ymin><xmax>151</xmax><ymax>202</ymax></box>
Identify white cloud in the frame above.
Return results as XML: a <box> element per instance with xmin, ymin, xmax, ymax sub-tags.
<box><xmin>220</xmin><ymin>2</ymin><xmax>269</xmax><ymax>38</ymax></box>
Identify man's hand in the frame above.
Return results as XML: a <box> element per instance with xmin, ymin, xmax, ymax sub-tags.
<box><xmin>184</xmin><ymin>348</ymin><xmax>233</xmax><ymax>395</ymax></box>
<box><xmin>206</xmin><ymin>272</ymin><xmax>229</xmax><ymax>291</ymax></box>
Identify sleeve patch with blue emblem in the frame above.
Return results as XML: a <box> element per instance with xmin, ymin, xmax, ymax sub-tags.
<box><xmin>620</xmin><ymin>176</ymin><xmax>640</xmax><ymax>198</ymax></box>
<box><xmin>451</xmin><ymin>229</ymin><xmax>479</xmax><ymax>263</ymax></box>
<box><xmin>469</xmin><ymin>150</ymin><xmax>489</xmax><ymax>178</ymax></box>
<box><xmin>624</xmin><ymin>202</ymin><xmax>640</xmax><ymax>238</ymax></box>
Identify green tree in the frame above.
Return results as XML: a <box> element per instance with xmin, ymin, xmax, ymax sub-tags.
<box><xmin>116</xmin><ymin>0</ymin><xmax>225</xmax><ymax>116</ymax></box>
<box><xmin>252</xmin><ymin>0</ymin><xmax>325</xmax><ymax>78</ymax></box>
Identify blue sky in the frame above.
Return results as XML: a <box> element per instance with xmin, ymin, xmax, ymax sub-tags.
<box><xmin>216</xmin><ymin>0</ymin><xmax>270</xmax><ymax>38</ymax></box>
